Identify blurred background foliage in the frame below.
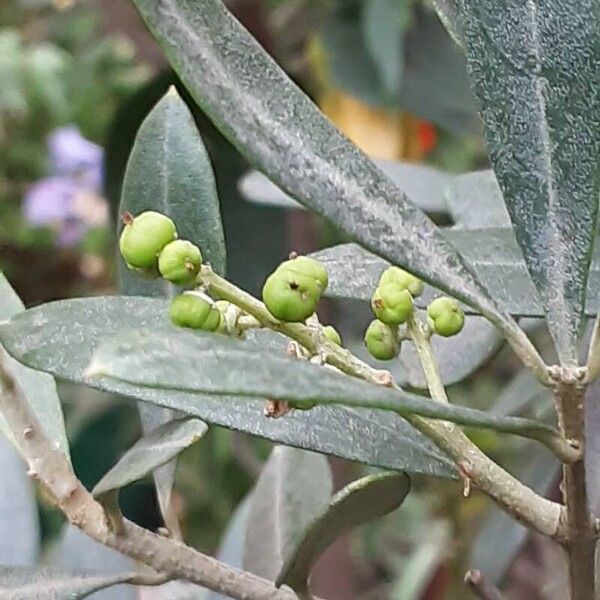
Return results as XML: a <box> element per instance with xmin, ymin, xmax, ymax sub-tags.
<box><xmin>0</xmin><ymin>1</ymin><xmax>564</xmax><ymax>598</ymax></box>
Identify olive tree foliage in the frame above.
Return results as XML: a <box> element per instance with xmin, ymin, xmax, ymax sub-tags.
<box><xmin>0</xmin><ymin>1</ymin><xmax>599</xmax><ymax>599</ymax></box>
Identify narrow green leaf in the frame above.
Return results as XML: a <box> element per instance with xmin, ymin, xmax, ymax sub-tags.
<box><xmin>0</xmin><ymin>566</ymin><xmax>138</xmax><ymax>600</ymax></box>
<box><xmin>0</xmin><ymin>297</ymin><xmax>455</xmax><ymax>478</ymax></box>
<box><xmin>240</xmin><ymin>160</ymin><xmax>451</xmax><ymax>214</ymax></box>
<box><xmin>130</xmin><ymin>0</ymin><xmax>521</xmax><ymax>345</ymax></box>
<box><xmin>0</xmin><ymin>436</ymin><xmax>39</xmax><ymax>566</ymax></box>
<box><xmin>431</xmin><ymin>0</ymin><xmax>464</xmax><ymax>47</ymax></box>
<box><xmin>118</xmin><ymin>86</ymin><xmax>225</xmax><ymax>534</ymax></box>
<box><xmin>401</xmin><ymin>317</ymin><xmax>502</xmax><ymax>388</ymax></box>
<box><xmin>118</xmin><ymin>86</ymin><xmax>226</xmax><ymax>278</ymax></box>
<box><xmin>309</xmin><ymin>232</ymin><xmax>600</xmax><ymax>317</ymax></box>
<box><xmin>243</xmin><ymin>447</ymin><xmax>332</xmax><ymax>582</ymax></box>
<box><xmin>92</xmin><ymin>418</ymin><xmax>207</xmax><ymax>498</ymax></box>
<box><xmin>85</xmin><ymin>326</ymin><xmax>566</xmax><ymax>453</ymax></box>
<box><xmin>0</xmin><ymin>274</ymin><xmax>68</xmax><ymax>458</ymax></box>
<box><xmin>461</xmin><ymin>1</ymin><xmax>600</xmax><ymax>364</ymax></box>
<box><xmin>276</xmin><ymin>471</ymin><xmax>410</xmax><ymax>593</ymax></box>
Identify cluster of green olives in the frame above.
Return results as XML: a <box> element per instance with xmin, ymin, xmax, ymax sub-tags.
<box><xmin>364</xmin><ymin>266</ymin><xmax>465</xmax><ymax>361</ymax></box>
<box><xmin>119</xmin><ymin>211</ymin><xmax>202</xmax><ymax>285</ymax></box>
<box><xmin>262</xmin><ymin>256</ymin><xmax>328</xmax><ymax>323</ymax></box>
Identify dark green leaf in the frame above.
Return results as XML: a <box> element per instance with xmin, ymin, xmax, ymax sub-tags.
<box><xmin>0</xmin><ymin>436</ymin><xmax>39</xmax><ymax>566</ymax></box>
<box><xmin>401</xmin><ymin>317</ymin><xmax>502</xmax><ymax>388</ymax></box>
<box><xmin>362</xmin><ymin>0</ymin><xmax>412</xmax><ymax>97</ymax></box>
<box><xmin>240</xmin><ymin>160</ymin><xmax>451</xmax><ymax>214</ymax></box>
<box><xmin>117</xmin><ymin>86</ymin><xmax>225</xmax><ymax>534</ymax></box>
<box><xmin>0</xmin><ymin>297</ymin><xmax>455</xmax><ymax>478</ymax></box>
<box><xmin>92</xmin><ymin>418</ymin><xmax>207</xmax><ymax>498</ymax></box>
<box><xmin>0</xmin><ymin>566</ymin><xmax>138</xmax><ymax>600</ymax></box>
<box><xmin>118</xmin><ymin>86</ymin><xmax>226</xmax><ymax>278</ymax></box>
<box><xmin>243</xmin><ymin>447</ymin><xmax>332</xmax><ymax>582</ymax></box>
<box><xmin>86</xmin><ymin>326</ymin><xmax>563</xmax><ymax>449</ymax></box>
<box><xmin>277</xmin><ymin>471</ymin><xmax>410</xmax><ymax>593</ymax></box>
<box><xmin>0</xmin><ymin>274</ymin><xmax>68</xmax><ymax>458</ymax></box>
<box><xmin>461</xmin><ymin>0</ymin><xmax>600</xmax><ymax>363</ymax></box>
<box><xmin>309</xmin><ymin>231</ymin><xmax>600</xmax><ymax>317</ymax></box>
<box><xmin>130</xmin><ymin>0</ymin><xmax>519</xmax><ymax>343</ymax></box>
<box><xmin>52</xmin><ymin>525</ymin><xmax>136</xmax><ymax>600</ymax></box>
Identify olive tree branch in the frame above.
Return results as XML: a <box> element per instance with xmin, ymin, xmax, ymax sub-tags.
<box><xmin>197</xmin><ymin>267</ymin><xmax>564</xmax><ymax>538</ymax></box>
<box><xmin>0</xmin><ymin>350</ymin><xmax>316</xmax><ymax>600</ymax></box>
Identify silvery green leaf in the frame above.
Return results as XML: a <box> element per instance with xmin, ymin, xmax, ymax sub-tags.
<box><xmin>92</xmin><ymin>418</ymin><xmax>208</xmax><ymax>498</ymax></box>
<box><xmin>243</xmin><ymin>447</ymin><xmax>332</xmax><ymax>581</ymax></box>
<box><xmin>276</xmin><ymin>471</ymin><xmax>409</xmax><ymax>593</ymax></box>
<box><xmin>0</xmin><ymin>296</ymin><xmax>455</xmax><ymax>478</ymax></box>
<box><xmin>0</xmin><ymin>274</ymin><xmax>68</xmax><ymax>458</ymax></box>
<box><xmin>461</xmin><ymin>0</ymin><xmax>600</xmax><ymax>363</ymax></box>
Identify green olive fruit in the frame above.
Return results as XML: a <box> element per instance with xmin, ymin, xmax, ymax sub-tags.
<box><xmin>158</xmin><ymin>240</ymin><xmax>202</xmax><ymax>285</ymax></box>
<box><xmin>323</xmin><ymin>325</ymin><xmax>342</xmax><ymax>346</ymax></box>
<box><xmin>379</xmin><ymin>266</ymin><xmax>424</xmax><ymax>297</ymax></box>
<box><xmin>262</xmin><ymin>269</ymin><xmax>320</xmax><ymax>322</ymax></box>
<box><xmin>170</xmin><ymin>293</ymin><xmax>212</xmax><ymax>329</ymax></box>
<box><xmin>427</xmin><ymin>296</ymin><xmax>465</xmax><ymax>337</ymax></box>
<box><xmin>119</xmin><ymin>211</ymin><xmax>177</xmax><ymax>268</ymax></box>
<box><xmin>371</xmin><ymin>284</ymin><xmax>413</xmax><ymax>325</ymax></box>
<box><xmin>278</xmin><ymin>256</ymin><xmax>328</xmax><ymax>291</ymax></box>
<box><xmin>364</xmin><ymin>319</ymin><xmax>399</xmax><ymax>361</ymax></box>
<box><xmin>202</xmin><ymin>307</ymin><xmax>222</xmax><ymax>332</ymax></box>
<box><xmin>126</xmin><ymin>262</ymin><xmax>161</xmax><ymax>280</ymax></box>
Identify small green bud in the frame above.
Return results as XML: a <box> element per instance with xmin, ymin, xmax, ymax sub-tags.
<box><xmin>364</xmin><ymin>319</ymin><xmax>399</xmax><ymax>361</ymax></box>
<box><xmin>323</xmin><ymin>325</ymin><xmax>342</xmax><ymax>346</ymax></box>
<box><xmin>170</xmin><ymin>293</ymin><xmax>215</xmax><ymax>330</ymax></box>
<box><xmin>371</xmin><ymin>284</ymin><xmax>413</xmax><ymax>325</ymax></box>
<box><xmin>158</xmin><ymin>240</ymin><xmax>202</xmax><ymax>285</ymax></box>
<box><xmin>119</xmin><ymin>211</ymin><xmax>177</xmax><ymax>268</ymax></box>
<box><xmin>379</xmin><ymin>266</ymin><xmax>424</xmax><ymax>297</ymax></box>
<box><xmin>427</xmin><ymin>296</ymin><xmax>465</xmax><ymax>337</ymax></box>
<box><xmin>278</xmin><ymin>256</ymin><xmax>328</xmax><ymax>292</ymax></box>
<box><xmin>262</xmin><ymin>269</ymin><xmax>320</xmax><ymax>322</ymax></box>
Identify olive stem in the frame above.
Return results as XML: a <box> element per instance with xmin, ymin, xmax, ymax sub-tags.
<box><xmin>196</xmin><ymin>267</ymin><xmax>564</xmax><ymax>538</ymax></box>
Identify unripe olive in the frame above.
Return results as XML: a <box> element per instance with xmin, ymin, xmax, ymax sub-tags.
<box><xmin>364</xmin><ymin>319</ymin><xmax>399</xmax><ymax>361</ymax></box>
<box><xmin>119</xmin><ymin>211</ymin><xmax>177</xmax><ymax>268</ymax></box>
<box><xmin>262</xmin><ymin>269</ymin><xmax>320</xmax><ymax>322</ymax></box>
<box><xmin>170</xmin><ymin>293</ymin><xmax>212</xmax><ymax>329</ymax></box>
<box><xmin>158</xmin><ymin>240</ymin><xmax>202</xmax><ymax>285</ymax></box>
<box><xmin>278</xmin><ymin>256</ymin><xmax>328</xmax><ymax>292</ymax></box>
<box><xmin>427</xmin><ymin>296</ymin><xmax>465</xmax><ymax>337</ymax></box>
<box><xmin>323</xmin><ymin>325</ymin><xmax>342</xmax><ymax>346</ymax></box>
<box><xmin>379</xmin><ymin>266</ymin><xmax>424</xmax><ymax>297</ymax></box>
<box><xmin>202</xmin><ymin>307</ymin><xmax>222</xmax><ymax>332</ymax></box>
<box><xmin>371</xmin><ymin>284</ymin><xmax>413</xmax><ymax>325</ymax></box>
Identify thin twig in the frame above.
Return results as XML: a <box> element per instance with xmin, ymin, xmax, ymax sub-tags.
<box><xmin>198</xmin><ymin>267</ymin><xmax>564</xmax><ymax>538</ymax></box>
<box><xmin>0</xmin><ymin>351</ymin><xmax>315</xmax><ymax>600</ymax></box>
<box><xmin>464</xmin><ymin>569</ymin><xmax>505</xmax><ymax>600</ymax></box>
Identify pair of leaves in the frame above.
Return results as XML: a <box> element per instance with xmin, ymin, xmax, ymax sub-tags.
<box><xmin>0</xmin><ymin>295</ymin><xmax>453</xmax><ymax>478</ymax></box>
<box><xmin>117</xmin><ymin>86</ymin><xmax>225</xmax><ymax>533</ymax></box>
<box><xmin>243</xmin><ymin>446</ymin><xmax>410</xmax><ymax>594</ymax></box>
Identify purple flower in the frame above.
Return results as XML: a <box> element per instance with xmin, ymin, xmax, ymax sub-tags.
<box><xmin>22</xmin><ymin>126</ymin><xmax>108</xmax><ymax>247</ymax></box>
<box><xmin>47</xmin><ymin>126</ymin><xmax>103</xmax><ymax>192</ymax></box>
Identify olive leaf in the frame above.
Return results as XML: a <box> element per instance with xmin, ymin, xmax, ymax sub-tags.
<box><xmin>92</xmin><ymin>418</ymin><xmax>208</xmax><ymax>499</ymax></box>
<box><xmin>0</xmin><ymin>566</ymin><xmax>139</xmax><ymax>600</ymax></box>
<box><xmin>243</xmin><ymin>446</ymin><xmax>333</xmax><ymax>582</ymax></box>
<box><xmin>461</xmin><ymin>0</ymin><xmax>600</xmax><ymax>364</ymax></box>
<box><xmin>0</xmin><ymin>435</ymin><xmax>39</xmax><ymax>567</ymax></box>
<box><xmin>309</xmin><ymin>232</ymin><xmax>600</xmax><ymax>318</ymax></box>
<box><xmin>118</xmin><ymin>86</ymin><xmax>225</xmax><ymax>536</ymax></box>
<box><xmin>0</xmin><ymin>274</ymin><xmax>68</xmax><ymax>458</ymax></box>
<box><xmin>430</xmin><ymin>0</ymin><xmax>464</xmax><ymax>47</ymax></box>
<box><xmin>276</xmin><ymin>471</ymin><xmax>410</xmax><ymax>594</ymax></box>
<box><xmin>130</xmin><ymin>0</ymin><xmax>525</xmax><ymax>352</ymax></box>
<box><xmin>0</xmin><ymin>296</ymin><xmax>455</xmax><ymax>478</ymax></box>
